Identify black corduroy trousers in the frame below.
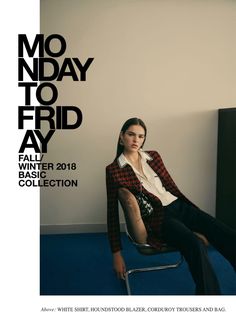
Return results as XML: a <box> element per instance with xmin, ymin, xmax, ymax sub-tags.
<box><xmin>161</xmin><ymin>199</ymin><xmax>236</xmax><ymax>295</ymax></box>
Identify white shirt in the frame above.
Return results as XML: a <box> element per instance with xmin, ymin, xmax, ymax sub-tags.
<box><xmin>118</xmin><ymin>151</ymin><xmax>177</xmax><ymax>206</ymax></box>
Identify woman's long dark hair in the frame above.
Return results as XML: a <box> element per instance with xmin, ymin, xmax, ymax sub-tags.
<box><xmin>115</xmin><ymin>117</ymin><xmax>147</xmax><ymax>159</ymax></box>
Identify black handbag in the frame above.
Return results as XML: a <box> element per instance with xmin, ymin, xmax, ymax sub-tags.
<box><xmin>135</xmin><ymin>192</ymin><xmax>154</xmax><ymax>218</ymax></box>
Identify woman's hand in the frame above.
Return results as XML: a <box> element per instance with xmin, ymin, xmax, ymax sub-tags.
<box><xmin>113</xmin><ymin>251</ymin><xmax>126</xmax><ymax>280</ymax></box>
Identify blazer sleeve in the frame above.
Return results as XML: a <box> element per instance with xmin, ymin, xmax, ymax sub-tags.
<box><xmin>152</xmin><ymin>150</ymin><xmax>198</xmax><ymax>208</ymax></box>
<box><xmin>106</xmin><ymin>166</ymin><xmax>122</xmax><ymax>253</ymax></box>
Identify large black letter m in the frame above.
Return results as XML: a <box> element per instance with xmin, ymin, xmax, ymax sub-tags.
<box><xmin>18</xmin><ymin>34</ymin><xmax>44</xmax><ymax>57</ymax></box>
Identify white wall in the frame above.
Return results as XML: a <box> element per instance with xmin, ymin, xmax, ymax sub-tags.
<box><xmin>40</xmin><ymin>0</ymin><xmax>236</xmax><ymax>232</ymax></box>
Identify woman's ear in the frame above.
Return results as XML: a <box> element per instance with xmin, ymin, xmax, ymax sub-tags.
<box><xmin>119</xmin><ymin>132</ymin><xmax>124</xmax><ymax>145</ymax></box>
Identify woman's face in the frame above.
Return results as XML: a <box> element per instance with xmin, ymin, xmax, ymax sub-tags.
<box><xmin>120</xmin><ymin>125</ymin><xmax>145</xmax><ymax>154</ymax></box>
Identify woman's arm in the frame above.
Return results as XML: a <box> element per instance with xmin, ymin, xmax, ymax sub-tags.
<box><xmin>113</xmin><ymin>251</ymin><xmax>126</xmax><ymax>280</ymax></box>
<box><xmin>106</xmin><ymin>166</ymin><xmax>122</xmax><ymax>253</ymax></box>
<box><xmin>106</xmin><ymin>166</ymin><xmax>127</xmax><ymax>279</ymax></box>
<box><xmin>151</xmin><ymin>150</ymin><xmax>199</xmax><ymax>208</ymax></box>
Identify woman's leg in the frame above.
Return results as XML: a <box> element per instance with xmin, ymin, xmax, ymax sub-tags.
<box><xmin>170</xmin><ymin>200</ymin><xmax>236</xmax><ymax>271</ymax></box>
<box><xmin>161</xmin><ymin>213</ymin><xmax>221</xmax><ymax>295</ymax></box>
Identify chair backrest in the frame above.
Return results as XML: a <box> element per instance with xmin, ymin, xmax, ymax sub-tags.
<box><xmin>118</xmin><ymin>187</ymin><xmax>147</xmax><ymax>243</ymax></box>
<box><xmin>118</xmin><ymin>187</ymin><xmax>163</xmax><ymax>255</ymax></box>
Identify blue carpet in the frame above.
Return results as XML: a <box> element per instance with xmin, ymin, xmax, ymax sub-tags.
<box><xmin>40</xmin><ymin>232</ymin><xmax>236</xmax><ymax>295</ymax></box>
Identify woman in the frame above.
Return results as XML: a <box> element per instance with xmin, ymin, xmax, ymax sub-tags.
<box><xmin>106</xmin><ymin>117</ymin><xmax>236</xmax><ymax>295</ymax></box>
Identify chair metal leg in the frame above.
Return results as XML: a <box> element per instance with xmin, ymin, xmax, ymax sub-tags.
<box><xmin>125</xmin><ymin>255</ymin><xmax>183</xmax><ymax>295</ymax></box>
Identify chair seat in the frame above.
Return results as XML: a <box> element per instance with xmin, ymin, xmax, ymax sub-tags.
<box><xmin>127</xmin><ymin>229</ymin><xmax>178</xmax><ymax>255</ymax></box>
<box><xmin>135</xmin><ymin>242</ymin><xmax>178</xmax><ymax>255</ymax></box>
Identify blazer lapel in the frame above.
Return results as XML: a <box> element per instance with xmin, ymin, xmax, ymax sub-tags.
<box><xmin>146</xmin><ymin>156</ymin><xmax>169</xmax><ymax>189</ymax></box>
<box><xmin>146</xmin><ymin>158</ymin><xmax>161</xmax><ymax>176</ymax></box>
<box><xmin>118</xmin><ymin>164</ymin><xmax>141</xmax><ymax>191</ymax></box>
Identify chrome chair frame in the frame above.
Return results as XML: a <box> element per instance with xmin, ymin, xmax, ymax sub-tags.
<box><xmin>124</xmin><ymin>225</ymin><xmax>183</xmax><ymax>295</ymax></box>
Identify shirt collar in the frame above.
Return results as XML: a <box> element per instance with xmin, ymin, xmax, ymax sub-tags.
<box><xmin>117</xmin><ymin>150</ymin><xmax>153</xmax><ymax>168</ymax></box>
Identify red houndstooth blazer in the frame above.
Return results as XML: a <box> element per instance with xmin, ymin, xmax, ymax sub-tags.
<box><xmin>106</xmin><ymin>150</ymin><xmax>196</xmax><ymax>253</ymax></box>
